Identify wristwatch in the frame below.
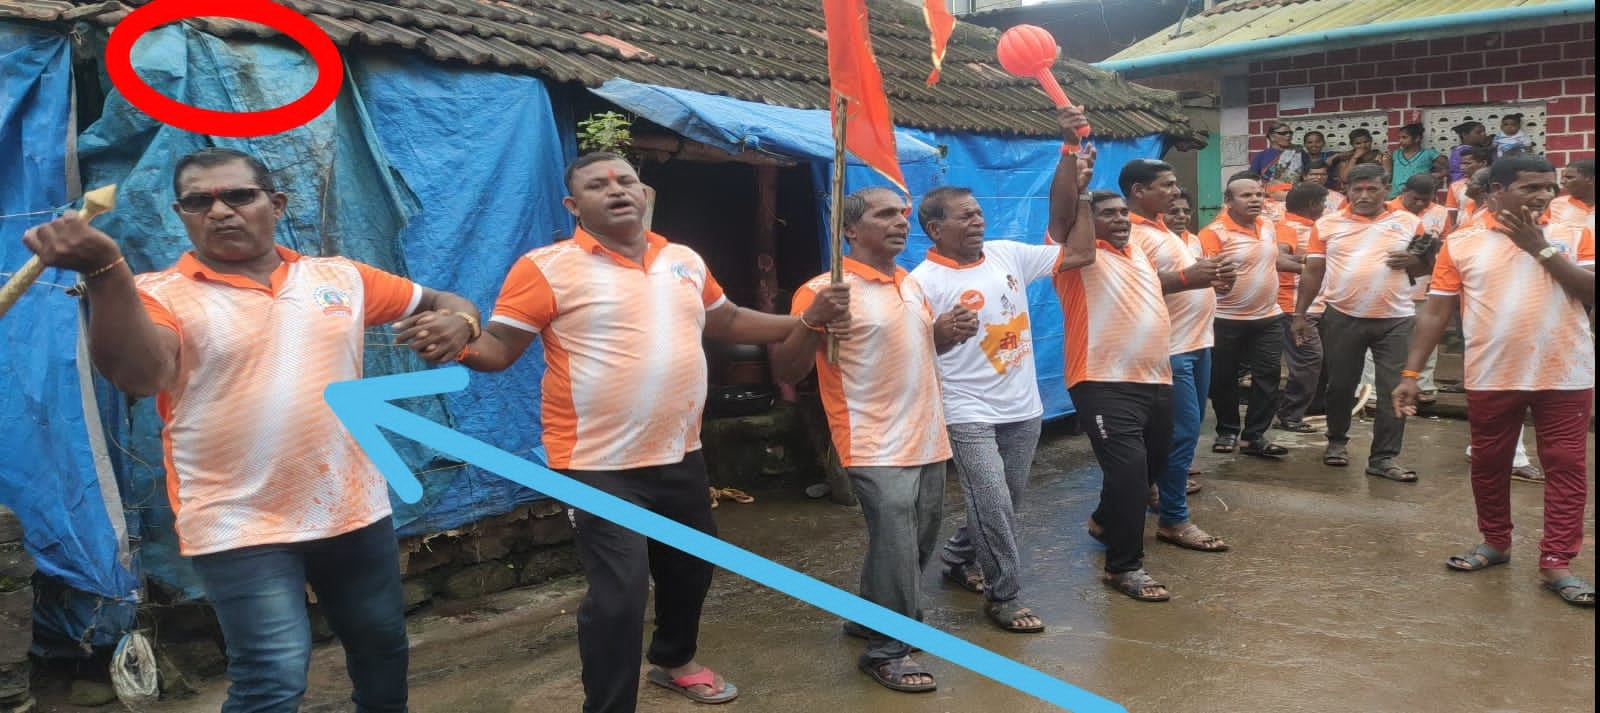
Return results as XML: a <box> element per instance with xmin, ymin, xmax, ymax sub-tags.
<box><xmin>1536</xmin><ymin>245</ymin><xmax>1560</xmax><ymax>262</ymax></box>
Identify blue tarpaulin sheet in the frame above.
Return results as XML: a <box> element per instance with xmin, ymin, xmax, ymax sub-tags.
<box><xmin>0</xmin><ymin>23</ymin><xmax>139</xmax><ymax>648</ymax></box>
<box><xmin>72</xmin><ymin>26</ymin><xmax>574</xmax><ymax>597</ymax></box>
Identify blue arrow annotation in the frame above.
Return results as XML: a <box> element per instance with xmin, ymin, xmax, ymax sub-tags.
<box><xmin>326</xmin><ymin>366</ymin><xmax>1125</xmax><ymax>713</ymax></box>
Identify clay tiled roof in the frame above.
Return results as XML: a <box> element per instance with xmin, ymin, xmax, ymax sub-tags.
<box><xmin>2</xmin><ymin>0</ymin><xmax>1199</xmax><ymax>141</ymax></box>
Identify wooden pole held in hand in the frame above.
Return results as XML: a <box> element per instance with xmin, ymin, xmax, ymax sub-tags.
<box><xmin>0</xmin><ymin>184</ymin><xmax>118</xmax><ymax>321</ymax></box>
<box><xmin>826</xmin><ymin>96</ymin><xmax>848</xmax><ymax>364</ymax></box>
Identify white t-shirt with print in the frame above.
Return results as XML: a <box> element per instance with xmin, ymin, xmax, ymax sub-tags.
<box><xmin>910</xmin><ymin>239</ymin><xmax>1062</xmax><ymax>426</ymax></box>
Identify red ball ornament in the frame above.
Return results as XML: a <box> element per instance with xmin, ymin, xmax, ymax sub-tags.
<box><xmin>996</xmin><ymin>24</ymin><xmax>1091</xmax><ymax>137</ymax></box>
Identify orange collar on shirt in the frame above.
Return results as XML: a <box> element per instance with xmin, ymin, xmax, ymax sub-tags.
<box><xmin>1217</xmin><ymin>211</ymin><xmax>1263</xmax><ymax>236</ymax></box>
<box><xmin>842</xmin><ymin>256</ymin><xmax>908</xmax><ymax>284</ymax></box>
<box><xmin>178</xmin><ymin>244</ymin><xmax>299</xmax><ymax>294</ymax></box>
<box><xmin>923</xmin><ymin>249</ymin><xmax>984</xmax><ymax>269</ymax></box>
<box><xmin>1128</xmin><ymin>212</ymin><xmax>1169</xmax><ymax>232</ymax></box>
<box><xmin>1284</xmin><ymin>213</ymin><xmax>1316</xmax><ymax>227</ymax></box>
<box><xmin>573</xmin><ymin>227</ymin><xmax>669</xmax><ymax>271</ymax></box>
<box><xmin>1338</xmin><ymin>205</ymin><xmax>1400</xmax><ymax>224</ymax></box>
<box><xmin>1096</xmin><ymin>239</ymin><xmax>1133</xmax><ymax>257</ymax></box>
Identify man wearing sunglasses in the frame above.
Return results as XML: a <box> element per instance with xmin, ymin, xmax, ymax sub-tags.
<box><xmin>21</xmin><ymin>147</ymin><xmax>482</xmax><ymax>712</ymax></box>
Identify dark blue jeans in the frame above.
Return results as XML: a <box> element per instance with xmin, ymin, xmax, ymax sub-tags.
<box><xmin>190</xmin><ymin>517</ymin><xmax>408</xmax><ymax>713</ymax></box>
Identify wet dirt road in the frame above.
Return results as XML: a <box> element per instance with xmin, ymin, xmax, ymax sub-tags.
<box><xmin>61</xmin><ymin>416</ymin><xmax>1599</xmax><ymax>713</ymax></box>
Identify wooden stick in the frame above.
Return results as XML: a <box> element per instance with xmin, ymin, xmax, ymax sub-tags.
<box><xmin>0</xmin><ymin>184</ymin><xmax>118</xmax><ymax>321</ymax></box>
<box><xmin>826</xmin><ymin>95</ymin><xmax>848</xmax><ymax>365</ymax></box>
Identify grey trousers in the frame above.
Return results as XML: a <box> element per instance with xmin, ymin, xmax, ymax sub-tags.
<box><xmin>941</xmin><ymin>418</ymin><xmax>1042</xmax><ymax>604</ymax></box>
<box><xmin>0</xmin><ymin>507</ymin><xmax>32</xmax><ymax>709</ymax></box>
<box><xmin>1276</xmin><ymin>313</ymin><xmax>1324</xmax><ymax>426</ymax></box>
<box><xmin>1320</xmin><ymin>307</ymin><xmax>1414</xmax><ymax>466</ymax></box>
<box><xmin>848</xmin><ymin>462</ymin><xmax>945</xmax><ymax>663</ymax></box>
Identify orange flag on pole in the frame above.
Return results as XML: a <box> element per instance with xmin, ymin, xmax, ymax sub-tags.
<box><xmin>822</xmin><ymin>0</ymin><xmax>908</xmax><ymax>195</ymax></box>
<box><xmin>923</xmin><ymin>0</ymin><xmax>956</xmax><ymax>86</ymax></box>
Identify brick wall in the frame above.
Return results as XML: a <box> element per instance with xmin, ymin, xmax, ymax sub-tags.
<box><xmin>1245</xmin><ymin>24</ymin><xmax>1596</xmax><ymax>167</ymax></box>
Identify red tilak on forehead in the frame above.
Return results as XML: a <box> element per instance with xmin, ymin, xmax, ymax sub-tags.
<box><xmin>608</xmin><ymin>169</ymin><xmax>618</xmax><ymax>181</ymax></box>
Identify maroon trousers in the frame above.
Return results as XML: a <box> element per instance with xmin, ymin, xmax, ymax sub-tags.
<box><xmin>1465</xmin><ymin>389</ymin><xmax>1593</xmax><ymax>570</ymax></box>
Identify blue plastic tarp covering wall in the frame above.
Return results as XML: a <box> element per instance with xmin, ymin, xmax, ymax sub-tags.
<box><xmin>0</xmin><ymin>23</ymin><xmax>140</xmax><ymax>647</ymax></box>
<box><xmin>72</xmin><ymin>25</ymin><xmax>573</xmax><ymax>597</ymax></box>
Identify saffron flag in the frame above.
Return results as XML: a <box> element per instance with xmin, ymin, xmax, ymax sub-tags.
<box><xmin>822</xmin><ymin>0</ymin><xmax>908</xmax><ymax>195</ymax></box>
<box><xmin>923</xmin><ymin>0</ymin><xmax>956</xmax><ymax>86</ymax></box>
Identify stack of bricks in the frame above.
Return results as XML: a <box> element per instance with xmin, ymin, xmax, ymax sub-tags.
<box><xmin>1245</xmin><ymin>24</ymin><xmax>1596</xmax><ymax>167</ymax></box>
<box><xmin>0</xmin><ymin>508</ymin><xmax>33</xmax><ymax>713</ymax></box>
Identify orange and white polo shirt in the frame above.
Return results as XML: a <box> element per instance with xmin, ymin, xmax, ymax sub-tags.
<box><xmin>1197</xmin><ymin>213</ymin><xmax>1285</xmax><ymax>321</ymax></box>
<box><xmin>1324</xmin><ymin>190</ymin><xmax>1348</xmax><ymax>213</ymax></box>
<box><xmin>1129</xmin><ymin>213</ymin><xmax>1214</xmax><ymax>355</ymax></box>
<box><xmin>792</xmin><ymin>258</ymin><xmax>951</xmax><ymax>468</ymax></box>
<box><xmin>1546</xmin><ymin>195</ymin><xmax>1596</xmax><ymax>232</ymax></box>
<box><xmin>1052</xmin><ymin>240</ymin><xmax>1172</xmax><ymax>388</ymax></box>
<box><xmin>1446</xmin><ymin>178</ymin><xmax>1470</xmax><ymax>210</ymax></box>
<box><xmin>1275</xmin><ymin>214</ymin><xmax>1317</xmax><ymax>315</ymax></box>
<box><xmin>1308</xmin><ymin>208</ymin><xmax>1422</xmax><ymax>319</ymax></box>
<box><xmin>1430</xmin><ymin>217</ymin><xmax>1595</xmax><ymax>391</ymax></box>
<box><xmin>135</xmin><ymin>246</ymin><xmax>422</xmax><ymax>556</ymax></box>
<box><xmin>490</xmin><ymin>229</ymin><xmax>726</xmax><ymax>471</ymax></box>
<box><xmin>1398</xmin><ymin>200</ymin><xmax>1451</xmax><ymax>301</ymax></box>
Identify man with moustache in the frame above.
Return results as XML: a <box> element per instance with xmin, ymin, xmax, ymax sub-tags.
<box><xmin>464</xmin><ymin>152</ymin><xmax>851</xmax><ymax>711</ymax></box>
<box><xmin>1292</xmin><ymin>164</ymin><xmax>1428</xmax><ymax>480</ymax></box>
<box><xmin>906</xmin><ymin>107</ymin><xmax>1092</xmax><ymax>635</ymax></box>
<box><xmin>1395</xmin><ymin>156</ymin><xmax>1595</xmax><ymax>606</ymax></box>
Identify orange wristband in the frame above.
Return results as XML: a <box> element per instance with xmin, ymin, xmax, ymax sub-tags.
<box><xmin>1061</xmin><ymin>143</ymin><xmax>1080</xmax><ymax>155</ymax></box>
<box><xmin>1400</xmin><ymin>369</ymin><xmax>1421</xmax><ymax>379</ymax></box>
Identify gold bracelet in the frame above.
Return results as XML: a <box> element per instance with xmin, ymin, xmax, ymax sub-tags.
<box><xmin>84</xmin><ymin>256</ymin><xmax>125</xmax><ymax>280</ymax></box>
<box><xmin>450</xmin><ymin>310</ymin><xmax>482</xmax><ymax>340</ymax></box>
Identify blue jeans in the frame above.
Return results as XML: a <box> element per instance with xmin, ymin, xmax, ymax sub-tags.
<box><xmin>1162</xmin><ymin>349</ymin><xmax>1212</xmax><ymax>527</ymax></box>
<box><xmin>190</xmin><ymin>518</ymin><xmax>408</xmax><ymax>713</ymax></box>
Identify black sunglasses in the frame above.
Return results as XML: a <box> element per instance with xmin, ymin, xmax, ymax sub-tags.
<box><xmin>177</xmin><ymin>187</ymin><xmax>267</xmax><ymax>214</ymax></box>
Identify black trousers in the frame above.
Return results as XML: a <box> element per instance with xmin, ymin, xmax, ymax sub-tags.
<box><xmin>1319</xmin><ymin>307</ymin><xmax>1415</xmax><ymax>466</ymax></box>
<box><xmin>564</xmin><ymin>450</ymin><xmax>716</xmax><ymax>713</ymax></box>
<box><xmin>1210</xmin><ymin>316</ymin><xmax>1284</xmax><ymax>443</ymax></box>
<box><xmin>1070</xmin><ymin>382</ymin><xmax>1174</xmax><ymax>574</ymax></box>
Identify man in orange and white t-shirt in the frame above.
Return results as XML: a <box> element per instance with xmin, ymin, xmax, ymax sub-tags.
<box><xmin>22</xmin><ymin>148</ymin><xmax>482</xmax><ymax>711</ymax></box>
<box><xmin>1055</xmin><ymin>184</ymin><xmax>1178</xmax><ymax>603</ymax></box>
<box><xmin>774</xmin><ymin>185</ymin><xmax>974</xmax><ymax>693</ymax></box>
<box><xmin>1546</xmin><ymin>159</ymin><xmax>1595</xmax><ymax>232</ymax></box>
<box><xmin>1396</xmin><ymin>156</ymin><xmax>1596</xmax><ymax>606</ymax></box>
<box><xmin>1390</xmin><ymin>174</ymin><xmax>1451</xmax><ymax>399</ymax></box>
<box><xmin>1303</xmin><ymin>161</ymin><xmax>1347</xmax><ymax>213</ymax></box>
<box><xmin>1121</xmin><ymin>159</ymin><xmax>1233</xmax><ymax>556</ymax></box>
<box><xmin>467</xmin><ymin>153</ymin><xmax>850</xmax><ymax>711</ymax></box>
<box><xmin>1272</xmin><ymin>182</ymin><xmax>1329</xmax><ymax>433</ymax></box>
<box><xmin>1293</xmin><ymin>164</ymin><xmax>1428</xmax><ymax>481</ymax></box>
<box><xmin>1446</xmin><ymin>146</ymin><xmax>1494</xmax><ymax>216</ymax></box>
<box><xmin>1198</xmin><ymin>177</ymin><xmax>1297</xmax><ymax>457</ymax></box>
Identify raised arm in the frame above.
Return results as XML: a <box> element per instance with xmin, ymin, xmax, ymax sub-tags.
<box><xmin>22</xmin><ymin>213</ymin><xmax>178</xmax><ymax>396</ymax></box>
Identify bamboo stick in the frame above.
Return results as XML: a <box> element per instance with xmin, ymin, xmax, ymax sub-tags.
<box><xmin>826</xmin><ymin>96</ymin><xmax>847</xmax><ymax>365</ymax></box>
<box><xmin>0</xmin><ymin>184</ymin><xmax>117</xmax><ymax>320</ymax></box>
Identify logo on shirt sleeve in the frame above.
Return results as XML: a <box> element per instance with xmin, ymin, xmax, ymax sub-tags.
<box><xmin>313</xmin><ymin>286</ymin><xmax>353</xmax><ymax>316</ymax></box>
<box><xmin>669</xmin><ymin>262</ymin><xmax>703</xmax><ymax>289</ymax></box>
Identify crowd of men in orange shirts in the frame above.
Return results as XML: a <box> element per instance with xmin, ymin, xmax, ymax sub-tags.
<box><xmin>16</xmin><ymin>104</ymin><xmax>1593</xmax><ymax>711</ymax></box>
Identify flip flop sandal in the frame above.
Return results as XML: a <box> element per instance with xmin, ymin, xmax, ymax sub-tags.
<box><xmin>1445</xmin><ymin>544</ymin><xmax>1509</xmax><ymax>571</ymax></box>
<box><xmin>1212</xmin><ymin>435</ymin><xmax>1238</xmax><ymax>453</ymax></box>
<box><xmin>1240</xmin><ymin>441</ymin><xmax>1288</xmax><ymax>458</ymax></box>
<box><xmin>707</xmin><ymin>487</ymin><xmax>754</xmax><ymax>509</ymax></box>
<box><xmin>1157</xmin><ymin>523</ymin><xmax>1231</xmax><ymax>552</ymax></box>
<box><xmin>942</xmin><ymin>562</ymin><xmax>985</xmax><ymax>594</ymax></box>
<box><xmin>983</xmin><ymin>600</ymin><xmax>1046</xmax><ymax>633</ymax></box>
<box><xmin>858</xmin><ymin>655</ymin><xmax>937</xmax><ymax>693</ymax></box>
<box><xmin>1086</xmin><ymin>518</ymin><xmax>1106</xmax><ymax>544</ymax></box>
<box><xmin>1186</xmin><ymin>478</ymin><xmax>1202</xmax><ymax>495</ymax></box>
<box><xmin>1366</xmin><ymin>463</ymin><xmax>1418</xmax><ymax>482</ymax></box>
<box><xmin>1103</xmin><ymin>568</ymin><xmax>1170</xmax><ymax>602</ymax></box>
<box><xmin>646</xmin><ymin>667</ymin><xmax>740</xmax><ymax>704</ymax></box>
<box><xmin>1279</xmin><ymin>421</ymin><xmax>1318</xmax><ymax>433</ymax></box>
<box><xmin>1510</xmin><ymin>465</ymin><xmax>1546</xmax><ymax>484</ymax></box>
<box><xmin>1543</xmin><ymin>575</ymin><xmax>1598</xmax><ymax>607</ymax></box>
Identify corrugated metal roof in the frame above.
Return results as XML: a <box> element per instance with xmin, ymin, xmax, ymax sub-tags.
<box><xmin>1105</xmin><ymin>0</ymin><xmax>1586</xmax><ymax>67</ymax></box>
<box><xmin>0</xmin><ymin>0</ymin><xmax>1201</xmax><ymax>141</ymax></box>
